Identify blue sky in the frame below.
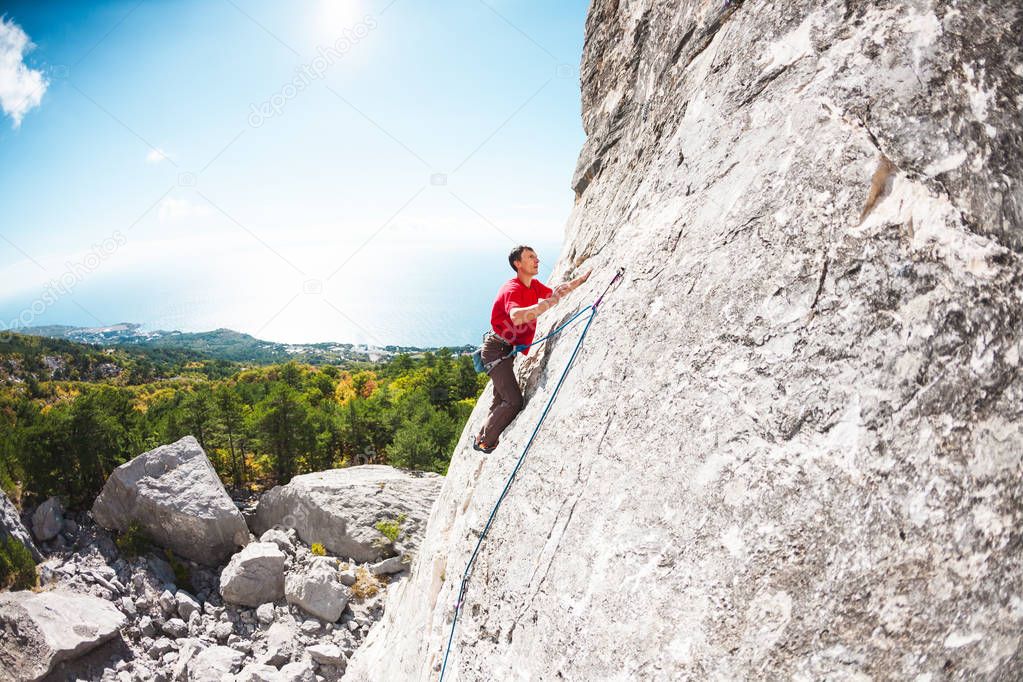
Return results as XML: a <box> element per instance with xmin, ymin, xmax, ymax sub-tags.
<box><xmin>0</xmin><ymin>0</ymin><xmax>588</xmax><ymax>347</ymax></box>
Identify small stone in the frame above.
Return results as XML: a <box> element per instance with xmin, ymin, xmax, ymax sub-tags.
<box><xmin>120</xmin><ymin>596</ymin><xmax>138</xmax><ymax>617</ymax></box>
<box><xmin>150</xmin><ymin>637</ymin><xmax>175</xmax><ymax>657</ymax></box>
<box><xmin>187</xmin><ymin>645</ymin><xmax>245</xmax><ymax>681</ymax></box>
<box><xmin>300</xmin><ymin>619</ymin><xmax>321</xmax><ymax>635</ymax></box>
<box><xmin>139</xmin><ymin>615</ymin><xmax>157</xmax><ymax>637</ymax></box>
<box><xmin>280</xmin><ymin>660</ymin><xmax>316</xmax><ymax>682</ymax></box>
<box><xmin>260</xmin><ymin>528</ymin><xmax>295</xmax><ymax>553</ymax></box>
<box><xmin>161</xmin><ymin>617</ymin><xmax>188</xmax><ymax>638</ymax></box>
<box><xmin>157</xmin><ymin>589</ymin><xmax>176</xmax><ymax>615</ymax></box>
<box><xmin>175</xmin><ymin>590</ymin><xmax>201</xmax><ymax>620</ymax></box>
<box><xmin>256</xmin><ymin>602</ymin><xmax>275</xmax><ymax>624</ymax></box>
<box><xmin>213</xmin><ymin>620</ymin><xmax>234</xmax><ymax>642</ymax></box>
<box><xmin>307</xmin><ymin>643</ymin><xmax>344</xmax><ymax>666</ymax></box>
<box><xmin>234</xmin><ymin>663</ymin><xmax>281</xmax><ymax>682</ymax></box>
<box><xmin>369</xmin><ymin>556</ymin><xmax>405</xmax><ymax>575</ymax></box>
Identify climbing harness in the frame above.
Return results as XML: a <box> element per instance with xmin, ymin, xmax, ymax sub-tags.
<box><xmin>440</xmin><ymin>267</ymin><xmax>625</xmax><ymax>681</ymax></box>
<box><xmin>472</xmin><ymin>308</ymin><xmax>590</xmax><ymax>375</ymax></box>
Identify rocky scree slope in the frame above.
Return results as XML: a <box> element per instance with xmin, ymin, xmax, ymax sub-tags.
<box><xmin>346</xmin><ymin>1</ymin><xmax>1022</xmax><ymax>680</ymax></box>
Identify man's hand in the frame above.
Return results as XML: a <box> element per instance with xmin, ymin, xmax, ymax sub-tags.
<box><xmin>511</xmin><ymin>269</ymin><xmax>595</xmax><ymax>325</ymax></box>
<box><xmin>552</xmin><ymin>269</ymin><xmax>592</xmax><ymax>300</ymax></box>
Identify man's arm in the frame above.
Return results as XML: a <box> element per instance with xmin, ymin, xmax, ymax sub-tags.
<box><xmin>508</xmin><ymin>270</ymin><xmax>592</xmax><ymax>326</ymax></box>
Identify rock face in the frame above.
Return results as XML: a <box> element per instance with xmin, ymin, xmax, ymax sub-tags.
<box><xmin>91</xmin><ymin>436</ymin><xmax>249</xmax><ymax>565</ymax></box>
<box><xmin>0</xmin><ymin>490</ymin><xmax>41</xmax><ymax>562</ymax></box>
<box><xmin>253</xmin><ymin>465</ymin><xmax>443</xmax><ymax>563</ymax></box>
<box><xmin>219</xmin><ymin>541</ymin><xmax>286</xmax><ymax>607</ymax></box>
<box><xmin>0</xmin><ymin>589</ymin><xmax>126</xmax><ymax>681</ymax></box>
<box><xmin>347</xmin><ymin>2</ymin><xmax>1023</xmax><ymax>680</ymax></box>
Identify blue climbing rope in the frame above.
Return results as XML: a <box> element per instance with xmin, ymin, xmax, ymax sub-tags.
<box><xmin>439</xmin><ymin>268</ymin><xmax>624</xmax><ymax>681</ymax></box>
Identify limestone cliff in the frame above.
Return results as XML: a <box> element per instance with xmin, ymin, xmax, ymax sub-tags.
<box><xmin>347</xmin><ymin>1</ymin><xmax>1022</xmax><ymax>679</ymax></box>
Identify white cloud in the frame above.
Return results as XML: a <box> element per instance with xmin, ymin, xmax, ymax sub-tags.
<box><xmin>146</xmin><ymin>147</ymin><xmax>171</xmax><ymax>163</ymax></box>
<box><xmin>157</xmin><ymin>197</ymin><xmax>212</xmax><ymax>222</ymax></box>
<box><xmin>0</xmin><ymin>17</ymin><xmax>47</xmax><ymax>128</ymax></box>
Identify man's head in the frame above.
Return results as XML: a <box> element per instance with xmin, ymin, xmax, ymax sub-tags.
<box><xmin>509</xmin><ymin>245</ymin><xmax>539</xmax><ymax>275</ymax></box>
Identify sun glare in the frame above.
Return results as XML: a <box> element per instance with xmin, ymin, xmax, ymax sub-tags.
<box><xmin>319</xmin><ymin>0</ymin><xmax>362</xmax><ymax>32</ymax></box>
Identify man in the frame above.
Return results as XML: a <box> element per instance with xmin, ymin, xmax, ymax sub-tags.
<box><xmin>472</xmin><ymin>245</ymin><xmax>591</xmax><ymax>454</ymax></box>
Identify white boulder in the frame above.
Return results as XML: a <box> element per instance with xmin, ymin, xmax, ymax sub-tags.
<box><xmin>0</xmin><ymin>590</ymin><xmax>126</xmax><ymax>681</ymax></box>
<box><xmin>285</xmin><ymin>557</ymin><xmax>349</xmax><ymax>622</ymax></box>
<box><xmin>219</xmin><ymin>542</ymin><xmax>286</xmax><ymax>607</ymax></box>
<box><xmin>31</xmin><ymin>497</ymin><xmax>64</xmax><ymax>542</ymax></box>
<box><xmin>253</xmin><ymin>465</ymin><xmax>442</xmax><ymax>563</ymax></box>
<box><xmin>91</xmin><ymin>436</ymin><xmax>249</xmax><ymax>565</ymax></box>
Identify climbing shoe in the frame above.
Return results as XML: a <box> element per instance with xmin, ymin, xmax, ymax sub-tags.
<box><xmin>472</xmin><ymin>434</ymin><xmax>496</xmax><ymax>454</ymax></box>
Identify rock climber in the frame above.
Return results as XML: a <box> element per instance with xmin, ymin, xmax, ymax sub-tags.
<box><xmin>472</xmin><ymin>245</ymin><xmax>591</xmax><ymax>454</ymax></box>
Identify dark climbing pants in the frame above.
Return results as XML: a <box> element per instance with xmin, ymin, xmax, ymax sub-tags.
<box><xmin>478</xmin><ymin>332</ymin><xmax>523</xmax><ymax>446</ymax></box>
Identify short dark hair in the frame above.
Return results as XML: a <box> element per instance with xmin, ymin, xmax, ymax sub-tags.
<box><xmin>508</xmin><ymin>245</ymin><xmax>534</xmax><ymax>272</ymax></box>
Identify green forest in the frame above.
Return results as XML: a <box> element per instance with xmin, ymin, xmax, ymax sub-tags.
<box><xmin>0</xmin><ymin>332</ymin><xmax>486</xmax><ymax>511</ymax></box>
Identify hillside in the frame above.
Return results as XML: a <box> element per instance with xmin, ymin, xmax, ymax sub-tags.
<box><xmin>347</xmin><ymin>1</ymin><xmax>1022</xmax><ymax>680</ymax></box>
<box><xmin>0</xmin><ymin>331</ymin><xmax>233</xmax><ymax>384</ymax></box>
<box><xmin>20</xmin><ymin>323</ymin><xmax>472</xmax><ymax>365</ymax></box>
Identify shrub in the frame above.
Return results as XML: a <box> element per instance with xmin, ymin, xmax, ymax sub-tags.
<box><xmin>115</xmin><ymin>521</ymin><xmax>152</xmax><ymax>558</ymax></box>
<box><xmin>0</xmin><ymin>536</ymin><xmax>37</xmax><ymax>590</ymax></box>
<box><xmin>350</xmin><ymin>565</ymin><xmax>386</xmax><ymax>600</ymax></box>
<box><xmin>374</xmin><ymin>519</ymin><xmax>401</xmax><ymax>544</ymax></box>
<box><xmin>311</xmin><ymin>542</ymin><xmax>326</xmax><ymax>556</ymax></box>
<box><xmin>164</xmin><ymin>549</ymin><xmax>194</xmax><ymax>593</ymax></box>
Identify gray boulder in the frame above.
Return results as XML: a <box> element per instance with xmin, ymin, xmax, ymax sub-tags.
<box><xmin>219</xmin><ymin>542</ymin><xmax>285</xmax><ymax>607</ymax></box>
<box><xmin>253</xmin><ymin>465</ymin><xmax>442</xmax><ymax>563</ymax></box>
<box><xmin>284</xmin><ymin>557</ymin><xmax>349</xmax><ymax>622</ymax></box>
<box><xmin>31</xmin><ymin>497</ymin><xmax>63</xmax><ymax>542</ymax></box>
<box><xmin>0</xmin><ymin>490</ymin><xmax>41</xmax><ymax>562</ymax></box>
<box><xmin>0</xmin><ymin>590</ymin><xmax>126</xmax><ymax>681</ymax></box>
<box><xmin>91</xmin><ymin>436</ymin><xmax>249</xmax><ymax>565</ymax></box>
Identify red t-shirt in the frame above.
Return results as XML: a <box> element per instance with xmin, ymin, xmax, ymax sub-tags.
<box><xmin>490</xmin><ymin>277</ymin><xmax>553</xmax><ymax>355</ymax></box>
